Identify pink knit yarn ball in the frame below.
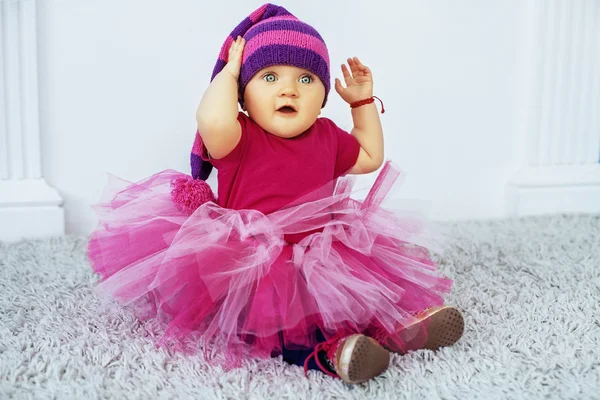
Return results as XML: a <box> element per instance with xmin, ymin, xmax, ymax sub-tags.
<box><xmin>170</xmin><ymin>175</ymin><xmax>215</xmax><ymax>214</ymax></box>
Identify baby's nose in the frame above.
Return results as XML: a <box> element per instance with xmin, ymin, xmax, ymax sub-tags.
<box><xmin>279</xmin><ymin>85</ymin><xmax>298</xmax><ymax>97</ymax></box>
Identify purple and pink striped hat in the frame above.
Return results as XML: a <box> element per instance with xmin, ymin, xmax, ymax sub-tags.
<box><xmin>213</xmin><ymin>3</ymin><xmax>331</xmax><ymax>106</ymax></box>
<box><xmin>191</xmin><ymin>3</ymin><xmax>331</xmax><ymax>181</ymax></box>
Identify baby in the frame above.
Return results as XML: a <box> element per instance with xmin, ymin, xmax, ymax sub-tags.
<box><xmin>89</xmin><ymin>3</ymin><xmax>464</xmax><ymax>385</ymax></box>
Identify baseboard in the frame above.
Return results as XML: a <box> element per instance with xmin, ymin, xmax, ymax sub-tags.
<box><xmin>506</xmin><ymin>165</ymin><xmax>600</xmax><ymax>216</ymax></box>
<box><xmin>0</xmin><ymin>179</ymin><xmax>65</xmax><ymax>242</ymax></box>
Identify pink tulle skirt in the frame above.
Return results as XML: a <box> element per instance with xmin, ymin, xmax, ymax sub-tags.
<box><xmin>88</xmin><ymin>162</ymin><xmax>453</xmax><ymax>367</ymax></box>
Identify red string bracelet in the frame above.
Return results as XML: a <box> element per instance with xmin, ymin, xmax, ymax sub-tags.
<box><xmin>350</xmin><ymin>96</ymin><xmax>385</xmax><ymax>113</ymax></box>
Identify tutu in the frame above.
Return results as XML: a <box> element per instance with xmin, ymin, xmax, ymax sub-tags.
<box><xmin>88</xmin><ymin>162</ymin><xmax>453</xmax><ymax>367</ymax></box>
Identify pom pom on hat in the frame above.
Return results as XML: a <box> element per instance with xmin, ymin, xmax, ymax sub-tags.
<box><xmin>171</xmin><ymin>175</ymin><xmax>215</xmax><ymax>214</ymax></box>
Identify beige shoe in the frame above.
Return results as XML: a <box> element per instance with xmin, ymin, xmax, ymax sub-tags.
<box><xmin>304</xmin><ymin>333</ymin><xmax>390</xmax><ymax>384</ymax></box>
<box><xmin>378</xmin><ymin>306</ymin><xmax>465</xmax><ymax>354</ymax></box>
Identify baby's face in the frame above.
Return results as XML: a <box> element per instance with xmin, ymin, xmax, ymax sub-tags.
<box><xmin>243</xmin><ymin>65</ymin><xmax>326</xmax><ymax>138</ymax></box>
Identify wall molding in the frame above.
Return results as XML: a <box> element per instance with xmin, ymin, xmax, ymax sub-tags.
<box><xmin>507</xmin><ymin>164</ymin><xmax>600</xmax><ymax>215</ymax></box>
<box><xmin>508</xmin><ymin>0</ymin><xmax>600</xmax><ymax>216</ymax></box>
<box><xmin>0</xmin><ymin>0</ymin><xmax>64</xmax><ymax>242</ymax></box>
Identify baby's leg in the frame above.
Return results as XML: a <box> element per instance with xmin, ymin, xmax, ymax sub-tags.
<box><xmin>280</xmin><ymin>330</ymin><xmax>335</xmax><ymax>373</ymax></box>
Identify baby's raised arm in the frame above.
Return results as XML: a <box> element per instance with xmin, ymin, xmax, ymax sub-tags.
<box><xmin>195</xmin><ymin>37</ymin><xmax>245</xmax><ymax>159</ymax></box>
<box><xmin>335</xmin><ymin>57</ymin><xmax>384</xmax><ymax>175</ymax></box>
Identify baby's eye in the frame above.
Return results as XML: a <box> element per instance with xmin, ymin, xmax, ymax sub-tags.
<box><xmin>263</xmin><ymin>73</ymin><xmax>277</xmax><ymax>82</ymax></box>
<box><xmin>299</xmin><ymin>75</ymin><xmax>313</xmax><ymax>84</ymax></box>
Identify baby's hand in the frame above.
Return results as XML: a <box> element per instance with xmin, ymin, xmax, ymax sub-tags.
<box><xmin>334</xmin><ymin>57</ymin><xmax>374</xmax><ymax>104</ymax></box>
<box><xmin>223</xmin><ymin>36</ymin><xmax>245</xmax><ymax>80</ymax></box>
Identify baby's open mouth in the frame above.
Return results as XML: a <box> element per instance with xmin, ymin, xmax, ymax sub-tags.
<box><xmin>277</xmin><ymin>106</ymin><xmax>297</xmax><ymax>114</ymax></box>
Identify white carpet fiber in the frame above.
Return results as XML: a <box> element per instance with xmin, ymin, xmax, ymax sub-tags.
<box><xmin>1</xmin><ymin>214</ymin><xmax>599</xmax><ymax>399</ymax></box>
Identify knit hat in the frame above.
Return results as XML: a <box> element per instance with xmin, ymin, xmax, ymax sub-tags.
<box><xmin>191</xmin><ymin>3</ymin><xmax>331</xmax><ymax>181</ymax></box>
<box><xmin>212</xmin><ymin>3</ymin><xmax>331</xmax><ymax>106</ymax></box>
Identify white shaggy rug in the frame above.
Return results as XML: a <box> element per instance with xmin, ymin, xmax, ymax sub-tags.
<box><xmin>1</xmin><ymin>214</ymin><xmax>599</xmax><ymax>399</ymax></box>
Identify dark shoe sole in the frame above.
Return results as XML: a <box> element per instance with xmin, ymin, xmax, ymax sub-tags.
<box><xmin>420</xmin><ymin>306</ymin><xmax>465</xmax><ymax>351</ymax></box>
<box><xmin>336</xmin><ymin>334</ymin><xmax>390</xmax><ymax>384</ymax></box>
<box><xmin>382</xmin><ymin>306</ymin><xmax>465</xmax><ymax>354</ymax></box>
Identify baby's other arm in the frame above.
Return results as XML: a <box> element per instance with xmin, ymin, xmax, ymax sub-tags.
<box><xmin>196</xmin><ymin>36</ymin><xmax>245</xmax><ymax>159</ymax></box>
<box><xmin>334</xmin><ymin>57</ymin><xmax>384</xmax><ymax>174</ymax></box>
<box><xmin>348</xmin><ymin>103</ymin><xmax>384</xmax><ymax>174</ymax></box>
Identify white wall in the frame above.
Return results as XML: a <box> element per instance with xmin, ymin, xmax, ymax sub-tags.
<box><xmin>36</xmin><ymin>0</ymin><xmax>528</xmax><ymax>235</ymax></box>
